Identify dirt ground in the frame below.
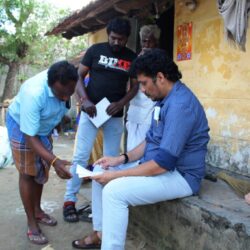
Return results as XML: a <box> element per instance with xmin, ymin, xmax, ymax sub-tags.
<box><xmin>0</xmin><ymin>135</ymin><xmax>141</xmax><ymax>250</ymax></box>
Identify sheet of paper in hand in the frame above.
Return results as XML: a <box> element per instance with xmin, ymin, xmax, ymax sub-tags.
<box><xmin>76</xmin><ymin>164</ymin><xmax>103</xmax><ymax>178</ymax></box>
<box><xmin>88</xmin><ymin>97</ymin><xmax>111</xmax><ymax>128</ymax></box>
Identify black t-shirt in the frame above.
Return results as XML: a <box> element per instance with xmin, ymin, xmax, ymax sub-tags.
<box><xmin>81</xmin><ymin>42</ymin><xmax>137</xmax><ymax>117</ymax></box>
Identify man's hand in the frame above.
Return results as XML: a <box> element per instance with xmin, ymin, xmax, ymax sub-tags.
<box><xmin>94</xmin><ymin>156</ymin><xmax>122</xmax><ymax>169</ymax></box>
<box><xmin>53</xmin><ymin>159</ymin><xmax>72</xmax><ymax>179</ymax></box>
<box><xmin>106</xmin><ymin>101</ymin><xmax>124</xmax><ymax>116</ymax></box>
<box><xmin>91</xmin><ymin>171</ymin><xmax>117</xmax><ymax>185</ymax></box>
<box><xmin>139</xmin><ymin>48</ymin><xmax>151</xmax><ymax>56</ymax></box>
<box><xmin>81</xmin><ymin>99</ymin><xmax>97</xmax><ymax>118</ymax></box>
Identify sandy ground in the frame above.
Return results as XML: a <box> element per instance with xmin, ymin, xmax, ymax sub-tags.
<box><xmin>0</xmin><ymin>135</ymin><xmax>141</xmax><ymax>250</ymax></box>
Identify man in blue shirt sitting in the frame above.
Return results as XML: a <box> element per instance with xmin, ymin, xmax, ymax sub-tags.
<box><xmin>6</xmin><ymin>61</ymin><xmax>78</xmax><ymax>245</ymax></box>
<box><xmin>72</xmin><ymin>49</ymin><xmax>210</xmax><ymax>250</ymax></box>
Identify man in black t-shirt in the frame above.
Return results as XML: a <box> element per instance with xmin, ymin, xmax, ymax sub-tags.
<box><xmin>63</xmin><ymin>18</ymin><xmax>138</xmax><ymax>223</ymax></box>
<box><xmin>81</xmin><ymin>42</ymin><xmax>136</xmax><ymax>117</ymax></box>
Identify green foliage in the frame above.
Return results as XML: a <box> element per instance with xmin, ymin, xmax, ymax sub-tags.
<box><xmin>0</xmin><ymin>0</ymin><xmax>87</xmax><ymax>67</ymax></box>
<box><xmin>0</xmin><ymin>0</ymin><xmax>36</xmax><ymax>61</ymax></box>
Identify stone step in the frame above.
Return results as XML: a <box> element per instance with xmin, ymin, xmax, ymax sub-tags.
<box><xmin>128</xmin><ymin>179</ymin><xmax>250</xmax><ymax>250</ymax></box>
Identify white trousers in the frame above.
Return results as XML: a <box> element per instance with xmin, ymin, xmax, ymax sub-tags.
<box><xmin>126</xmin><ymin>121</ymin><xmax>151</xmax><ymax>151</ymax></box>
<box><xmin>91</xmin><ymin>163</ymin><xmax>193</xmax><ymax>250</ymax></box>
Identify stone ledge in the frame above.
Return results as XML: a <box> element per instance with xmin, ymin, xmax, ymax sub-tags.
<box><xmin>128</xmin><ymin>179</ymin><xmax>250</xmax><ymax>250</ymax></box>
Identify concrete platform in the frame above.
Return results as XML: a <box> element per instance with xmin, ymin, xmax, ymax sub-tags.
<box><xmin>129</xmin><ymin>179</ymin><xmax>250</xmax><ymax>250</ymax></box>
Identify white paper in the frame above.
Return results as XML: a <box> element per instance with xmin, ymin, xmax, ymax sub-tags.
<box><xmin>88</xmin><ymin>97</ymin><xmax>111</xmax><ymax>128</ymax></box>
<box><xmin>154</xmin><ymin>106</ymin><xmax>160</xmax><ymax>121</ymax></box>
<box><xmin>76</xmin><ymin>164</ymin><xmax>102</xmax><ymax>178</ymax></box>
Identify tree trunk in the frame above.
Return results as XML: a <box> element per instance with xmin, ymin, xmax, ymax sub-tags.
<box><xmin>1</xmin><ymin>61</ymin><xmax>20</xmax><ymax>102</ymax></box>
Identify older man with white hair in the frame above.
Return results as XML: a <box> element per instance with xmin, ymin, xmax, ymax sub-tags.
<box><xmin>126</xmin><ymin>24</ymin><xmax>161</xmax><ymax>151</ymax></box>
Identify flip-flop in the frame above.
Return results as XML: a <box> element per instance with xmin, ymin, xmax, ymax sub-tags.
<box><xmin>36</xmin><ymin>213</ymin><xmax>57</xmax><ymax>226</ymax></box>
<box><xmin>72</xmin><ymin>233</ymin><xmax>101</xmax><ymax>249</ymax></box>
<box><xmin>27</xmin><ymin>229</ymin><xmax>48</xmax><ymax>245</ymax></box>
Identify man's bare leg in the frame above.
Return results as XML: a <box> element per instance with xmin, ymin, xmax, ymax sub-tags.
<box><xmin>33</xmin><ymin>181</ymin><xmax>44</xmax><ymax>216</ymax></box>
<box><xmin>19</xmin><ymin>173</ymin><xmax>40</xmax><ymax>232</ymax></box>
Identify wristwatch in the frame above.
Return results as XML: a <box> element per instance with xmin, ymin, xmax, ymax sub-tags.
<box><xmin>120</xmin><ymin>153</ymin><xmax>129</xmax><ymax>164</ymax></box>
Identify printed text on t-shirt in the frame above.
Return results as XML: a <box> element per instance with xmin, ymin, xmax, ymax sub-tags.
<box><xmin>98</xmin><ymin>55</ymin><xmax>131</xmax><ymax>72</ymax></box>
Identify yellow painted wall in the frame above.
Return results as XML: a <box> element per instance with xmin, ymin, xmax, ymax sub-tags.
<box><xmin>174</xmin><ymin>0</ymin><xmax>250</xmax><ymax>175</ymax></box>
<box><xmin>88</xmin><ymin>28</ymin><xmax>107</xmax><ymax>45</ymax></box>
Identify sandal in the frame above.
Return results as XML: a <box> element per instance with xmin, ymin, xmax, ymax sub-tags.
<box><xmin>27</xmin><ymin>229</ymin><xmax>48</xmax><ymax>245</ymax></box>
<box><xmin>245</xmin><ymin>193</ymin><xmax>250</xmax><ymax>205</ymax></box>
<box><xmin>72</xmin><ymin>232</ymin><xmax>101</xmax><ymax>249</ymax></box>
<box><xmin>36</xmin><ymin>213</ymin><xmax>57</xmax><ymax>226</ymax></box>
<box><xmin>79</xmin><ymin>209</ymin><xmax>93</xmax><ymax>223</ymax></box>
<box><xmin>77</xmin><ymin>204</ymin><xmax>91</xmax><ymax>214</ymax></box>
<box><xmin>78</xmin><ymin>205</ymin><xmax>92</xmax><ymax>223</ymax></box>
<box><xmin>63</xmin><ymin>203</ymin><xmax>79</xmax><ymax>223</ymax></box>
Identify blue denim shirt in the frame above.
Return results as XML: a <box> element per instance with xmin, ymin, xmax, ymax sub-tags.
<box><xmin>8</xmin><ymin>70</ymin><xmax>68</xmax><ymax>136</ymax></box>
<box><xmin>140</xmin><ymin>81</ymin><xmax>210</xmax><ymax>194</ymax></box>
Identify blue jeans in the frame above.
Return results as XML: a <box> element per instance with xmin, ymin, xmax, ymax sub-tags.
<box><xmin>64</xmin><ymin>111</ymin><xmax>123</xmax><ymax>202</ymax></box>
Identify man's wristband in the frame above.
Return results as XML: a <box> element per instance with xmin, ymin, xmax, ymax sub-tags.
<box><xmin>120</xmin><ymin>153</ymin><xmax>129</xmax><ymax>164</ymax></box>
<box><xmin>50</xmin><ymin>156</ymin><xmax>59</xmax><ymax>166</ymax></box>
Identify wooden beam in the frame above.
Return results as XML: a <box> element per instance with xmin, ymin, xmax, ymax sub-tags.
<box><xmin>95</xmin><ymin>18</ymin><xmax>106</xmax><ymax>24</ymax></box>
<box><xmin>80</xmin><ymin>23</ymin><xmax>89</xmax><ymax>29</ymax></box>
<box><xmin>113</xmin><ymin>4</ymin><xmax>128</xmax><ymax>14</ymax></box>
<box><xmin>69</xmin><ymin>28</ymin><xmax>83</xmax><ymax>35</ymax></box>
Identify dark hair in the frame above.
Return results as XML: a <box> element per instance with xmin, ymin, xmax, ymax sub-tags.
<box><xmin>132</xmin><ymin>49</ymin><xmax>182</xmax><ymax>82</ymax></box>
<box><xmin>106</xmin><ymin>18</ymin><xmax>131</xmax><ymax>37</ymax></box>
<box><xmin>47</xmin><ymin>60</ymin><xmax>78</xmax><ymax>87</ymax></box>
